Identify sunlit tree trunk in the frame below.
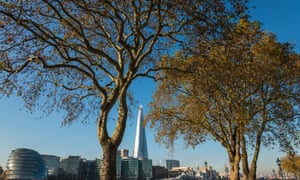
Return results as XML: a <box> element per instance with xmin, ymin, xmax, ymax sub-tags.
<box><xmin>98</xmin><ymin>104</ymin><xmax>117</xmax><ymax>180</ymax></box>
<box><xmin>101</xmin><ymin>143</ymin><xmax>117</xmax><ymax>180</ymax></box>
<box><xmin>241</xmin><ymin>139</ymin><xmax>259</xmax><ymax>180</ymax></box>
<box><xmin>229</xmin><ymin>153</ymin><xmax>241</xmax><ymax>180</ymax></box>
<box><xmin>98</xmin><ymin>90</ymin><xmax>129</xmax><ymax>180</ymax></box>
<box><xmin>227</xmin><ymin>128</ymin><xmax>241</xmax><ymax>180</ymax></box>
<box><xmin>241</xmin><ymin>120</ymin><xmax>265</xmax><ymax>180</ymax></box>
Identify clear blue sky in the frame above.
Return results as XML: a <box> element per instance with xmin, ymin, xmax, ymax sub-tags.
<box><xmin>1</xmin><ymin>0</ymin><xmax>300</xmax><ymax>176</ymax></box>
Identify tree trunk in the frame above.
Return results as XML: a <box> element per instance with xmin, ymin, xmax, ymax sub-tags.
<box><xmin>229</xmin><ymin>154</ymin><xmax>241</xmax><ymax>180</ymax></box>
<box><xmin>241</xmin><ymin>122</ymin><xmax>264</xmax><ymax>180</ymax></box>
<box><xmin>247</xmin><ymin>144</ymin><xmax>259</xmax><ymax>180</ymax></box>
<box><xmin>101</xmin><ymin>143</ymin><xmax>118</xmax><ymax>180</ymax></box>
<box><xmin>241</xmin><ymin>156</ymin><xmax>249</xmax><ymax>180</ymax></box>
<box><xmin>241</xmin><ymin>134</ymin><xmax>250</xmax><ymax>180</ymax></box>
<box><xmin>228</xmin><ymin>127</ymin><xmax>241</xmax><ymax>180</ymax></box>
<box><xmin>227</xmin><ymin>146</ymin><xmax>241</xmax><ymax>180</ymax></box>
<box><xmin>97</xmin><ymin>91</ymin><xmax>129</xmax><ymax>180</ymax></box>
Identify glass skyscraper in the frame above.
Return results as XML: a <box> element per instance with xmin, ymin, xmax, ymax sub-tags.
<box><xmin>133</xmin><ymin>105</ymin><xmax>148</xmax><ymax>160</ymax></box>
<box><xmin>132</xmin><ymin>105</ymin><xmax>152</xmax><ymax>179</ymax></box>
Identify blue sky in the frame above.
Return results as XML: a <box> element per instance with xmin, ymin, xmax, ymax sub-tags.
<box><xmin>1</xmin><ymin>0</ymin><xmax>300</xmax><ymax>176</ymax></box>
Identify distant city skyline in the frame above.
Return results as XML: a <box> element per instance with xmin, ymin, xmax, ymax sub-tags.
<box><xmin>1</xmin><ymin>0</ymin><xmax>300</xmax><ymax>176</ymax></box>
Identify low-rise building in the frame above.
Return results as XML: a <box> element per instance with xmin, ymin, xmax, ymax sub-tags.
<box><xmin>59</xmin><ymin>155</ymin><xmax>82</xmax><ymax>177</ymax></box>
<box><xmin>162</xmin><ymin>159</ymin><xmax>180</xmax><ymax>170</ymax></box>
<box><xmin>152</xmin><ymin>166</ymin><xmax>168</xmax><ymax>179</ymax></box>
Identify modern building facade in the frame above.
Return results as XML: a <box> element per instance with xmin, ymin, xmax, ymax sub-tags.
<box><xmin>121</xmin><ymin>157</ymin><xmax>139</xmax><ymax>179</ymax></box>
<box><xmin>130</xmin><ymin>105</ymin><xmax>152</xmax><ymax>179</ymax></box>
<box><xmin>138</xmin><ymin>159</ymin><xmax>152</xmax><ymax>179</ymax></box>
<box><xmin>152</xmin><ymin>166</ymin><xmax>168</xmax><ymax>179</ymax></box>
<box><xmin>41</xmin><ymin>154</ymin><xmax>60</xmax><ymax>176</ymax></box>
<box><xmin>79</xmin><ymin>159</ymin><xmax>97</xmax><ymax>180</ymax></box>
<box><xmin>6</xmin><ymin>148</ymin><xmax>46</xmax><ymax>180</ymax></box>
<box><xmin>59</xmin><ymin>156</ymin><xmax>81</xmax><ymax>176</ymax></box>
<box><xmin>133</xmin><ymin>105</ymin><xmax>148</xmax><ymax>160</ymax></box>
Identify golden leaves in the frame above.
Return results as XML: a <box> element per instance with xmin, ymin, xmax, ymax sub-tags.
<box><xmin>281</xmin><ymin>155</ymin><xmax>300</xmax><ymax>177</ymax></box>
<box><xmin>0</xmin><ymin>2</ymin><xmax>17</xmax><ymax>8</ymax></box>
<box><xmin>149</xmin><ymin>18</ymin><xmax>300</xmax><ymax>154</ymax></box>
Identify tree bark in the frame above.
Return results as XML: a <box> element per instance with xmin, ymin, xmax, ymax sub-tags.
<box><xmin>241</xmin><ymin>121</ymin><xmax>265</xmax><ymax>180</ymax></box>
<box><xmin>97</xmin><ymin>89</ymin><xmax>129</xmax><ymax>180</ymax></box>
<box><xmin>101</xmin><ymin>143</ymin><xmax>117</xmax><ymax>180</ymax></box>
<box><xmin>229</xmin><ymin>156</ymin><xmax>240</xmax><ymax>180</ymax></box>
<box><xmin>228</xmin><ymin>128</ymin><xmax>241</xmax><ymax>180</ymax></box>
<box><xmin>241</xmin><ymin>134</ymin><xmax>250</xmax><ymax>180</ymax></box>
<box><xmin>247</xmin><ymin>135</ymin><xmax>261</xmax><ymax>180</ymax></box>
<box><xmin>227</xmin><ymin>145</ymin><xmax>241</xmax><ymax>180</ymax></box>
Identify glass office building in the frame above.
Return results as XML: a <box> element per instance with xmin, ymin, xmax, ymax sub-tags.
<box><xmin>59</xmin><ymin>156</ymin><xmax>82</xmax><ymax>176</ymax></box>
<box><xmin>6</xmin><ymin>148</ymin><xmax>46</xmax><ymax>180</ymax></box>
<box><xmin>121</xmin><ymin>157</ymin><xmax>139</xmax><ymax>179</ymax></box>
<box><xmin>41</xmin><ymin>154</ymin><xmax>60</xmax><ymax>176</ymax></box>
<box><xmin>121</xmin><ymin>157</ymin><xmax>152</xmax><ymax>179</ymax></box>
<box><xmin>138</xmin><ymin>159</ymin><xmax>152</xmax><ymax>180</ymax></box>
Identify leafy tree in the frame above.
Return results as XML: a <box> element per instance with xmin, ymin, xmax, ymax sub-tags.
<box><xmin>0</xmin><ymin>1</ymin><xmax>247</xmax><ymax>179</ymax></box>
<box><xmin>281</xmin><ymin>154</ymin><xmax>300</xmax><ymax>179</ymax></box>
<box><xmin>147</xmin><ymin>19</ymin><xmax>300</xmax><ymax>180</ymax></box>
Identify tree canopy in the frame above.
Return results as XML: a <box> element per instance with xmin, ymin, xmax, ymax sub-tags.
<box><xmin>147</xmin><ymin>19</ymin><xmax>300</xmax><ymax>180</ymax></box>
<box><xmin>281</xmin><ymin>154</ymin><xmax>300</xmax><ymax>179</ymax></box>
<box><xmin>0</xmin><ymin>1</ymin><xmax>247</xmax><ymax>179</ymax></box>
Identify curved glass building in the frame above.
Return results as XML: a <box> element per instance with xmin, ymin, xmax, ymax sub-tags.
<box><xmin>6</xmin><ymin>148</ymin><xmax>46</xmax><ymax>180</ymax></box>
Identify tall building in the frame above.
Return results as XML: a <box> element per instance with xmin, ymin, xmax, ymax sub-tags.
<box><xmin>132</xmin><ymin>105</ymin><xmax>152</xmax><ymax>179</ymax></box>
<box><xmin>133</xmin><ymin>105</ymin><xmax>148</xmax><ymax>160</ymax></box>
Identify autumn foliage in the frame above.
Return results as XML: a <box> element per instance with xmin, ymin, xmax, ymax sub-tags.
<box><xmin>0</xmin><ymin>1</ymin><xmax>247</xmax><ymax>179</ymax></box>
<box><xmin>147</xmin><ymin>19</ymin><xmax>300</xmax><ymax>180</ymax></box>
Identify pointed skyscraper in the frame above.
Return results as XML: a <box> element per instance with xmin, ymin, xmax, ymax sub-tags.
<box><xmin>133</xmin><ymin>105</ymin><xmax>148</xmax><ymax>160</ymax></box>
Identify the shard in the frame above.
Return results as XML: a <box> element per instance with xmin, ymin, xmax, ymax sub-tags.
<box><xmin>133</xmin><ymin>105</ymin><xmax>148</xmax><ymax>160</ymax></box>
